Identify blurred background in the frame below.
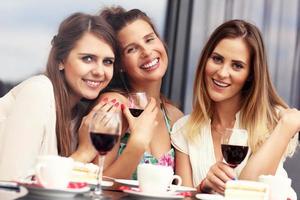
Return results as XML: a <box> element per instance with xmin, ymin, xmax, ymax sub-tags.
<box><xmin>0</xmin><ymin>0</ymin><xmax>299</xmax><ymax>195</ymax></box>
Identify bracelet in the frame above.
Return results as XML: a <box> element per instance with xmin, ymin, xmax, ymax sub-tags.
<box><xmin>198</xmin><ymin>178</ymin><xmax>206</xmax><ymax>192</ymax></box>
<box><xmin>198</xmin><ymin>178</ymin><xmax>212</xmax><ymax>193</ymax></box>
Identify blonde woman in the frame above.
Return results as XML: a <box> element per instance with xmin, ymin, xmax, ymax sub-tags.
<box><xmin>171</xmin><ymin>19</ymin><xmax>299</xmax><ymax>198</ymax></box>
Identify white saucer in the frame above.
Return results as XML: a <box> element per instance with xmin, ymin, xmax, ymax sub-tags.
<box><xmin>195</xmin><ymin>193</ymin><xmax>224</xmax><ymax>200</ymax></box>
<box><xmin>114</xmin><ymin>179</ymin><xmax>139</xmax><ymax>187</ymax></box>
<box><xmin>123</xmin><ymin>189</ymin><xmax>184</xmax><ymax>199</ymax></box>
<box><xmin>85</xmin><ymin>180</ymin><xmax>114</xmax><ymax>188</ymax></box>
<box><xmin>115</xmin><ymin>179</ymin><xmax>196</xmax><ymax>192</ymax></box>
<box><xmin>21</xmin><ymin>184</ymin><xmax>90</xmax><ymax>198</ymax></box>
<box><xmin>170</xmin><ymin>185</ymin><xmax>196</xmax><ymax>192</ymax></box>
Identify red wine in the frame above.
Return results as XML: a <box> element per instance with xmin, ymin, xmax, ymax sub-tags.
<box><xmin>129</xmin><ymin>108</ymin><xmax>144</xmax><ymax>117</ymax></box>
<box><xmin>90</xmin><ymin>132</ymin><xmax>119</xmax><ymax>155</ymax></box>
<box><xmin>221</xmin><ymin>144</ymin><xmax>248</xmax><ymax>168</ymax></box>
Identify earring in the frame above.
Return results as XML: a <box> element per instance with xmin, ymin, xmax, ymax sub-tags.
<box><xmin>120</xmin><ymin>68</ymin><xmax>125</xmax><ymax>73</ymax></box>
<box><xmin>59</xmin><ymin>64</ymin><xmax>64</xmax><ymax>71</ymax></box>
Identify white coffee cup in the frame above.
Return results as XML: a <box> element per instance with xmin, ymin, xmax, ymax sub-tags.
<box><xmin>35</xmin><ymin>155</ymin><xmax>74</xmax><ymax>189</ymax></box>
<box><xmin>259</xmin><ymin>175</ymin><xmax>291</xmax><ymax>200</ymax></box>
<box><xmin>137</xmin><ymin>163</ymin><xmax>182</xmax><ymax>194</ymax></box>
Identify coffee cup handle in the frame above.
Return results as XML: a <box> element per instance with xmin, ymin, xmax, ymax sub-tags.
<box><xmin>169</xmin><ymin>175</ymin><xmax>182</xmax><ymax>192</ymax></box>
<box><xmin>35</xmin><ymin>164</ymin><xmax>47</xmax><ymax>186</ymax></box>
<box><xmin>172</xmin><ymin>175</ymin><xmax>182</xmax><ymax>186</ymax></box>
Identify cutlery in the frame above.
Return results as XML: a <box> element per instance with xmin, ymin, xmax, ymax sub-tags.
<box><xmin>0</xmin><ymin>181</ymin><xmax>20</xmax><ymax>192</ymax></box>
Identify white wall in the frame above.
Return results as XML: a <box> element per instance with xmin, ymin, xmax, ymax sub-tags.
<box><xmin>0</xmin><ymin>0</ymin><xmax>168</xmax><ymax>82</ymax></box>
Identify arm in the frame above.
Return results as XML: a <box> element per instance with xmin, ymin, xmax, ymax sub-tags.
<box><xmin>71</xmin><ymin>92</ymin><xmax>127</xmax><ymax>163</ymax></box>
<box><xmin>239</xmin><ymin>108</ymin><xmax>300</xmax><ymax>180</ymax></box>
<box><xmin>175</xmin><ymin>149</ymin><xmax>194</xmax><ymax>187</ymax></box>
<box><xmin>103</xmin><ymin>97</ymin><xmax>159</xmax><ymax>178</ymax></box>
<box><xmin>171</xmin><ymin>116</ymin><xmax>194</xmax><ymax>187</ymax></box>
<box><xmin>74</xmin><ymin>91</ymin><xmax>159</xmax><ymax>179</ymax></box>
<box><xmin>0</xmin><ymin>77</ymin><xmax>55</xmax><ymax>181</ymax></box>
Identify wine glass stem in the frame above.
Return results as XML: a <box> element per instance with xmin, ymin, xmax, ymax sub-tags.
<box><xmin>95</xmin><ymin>155</ymin><xmax>105</xmax><ymax>196</ymax></box>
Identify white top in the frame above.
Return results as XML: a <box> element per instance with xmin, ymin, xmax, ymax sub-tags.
<box><xmin>171</xmin><ymin>114</ymin><xmax>296</xmax><ymax>199</ymax></box>
<box><xmin>0</xmin><ymin>75</ymin><xmax>57</xmax><ymax>181</ymax></box>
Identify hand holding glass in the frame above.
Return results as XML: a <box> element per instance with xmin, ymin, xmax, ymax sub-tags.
<box><xmin>221</xmin><ymin>128</ymin><xmax>248</xmax><ymax>168</ymax></box>
<box><xmin>128</xmin><ymin>92</ymin><xmax>148</xmax><ymax>117</ymax></box>
<box><xmin>89</xmin><ymin>110</ymin><xmax>121</xmax><ymax>199</ymax></box>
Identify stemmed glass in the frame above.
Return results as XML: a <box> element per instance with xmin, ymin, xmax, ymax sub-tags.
<box><xmin>89</xmin><ymin>110</ymin><xmax>121</xmax><ymax>199</ymax></box>
<box><xmin>127</xmin><ymin>92</ymin><xmax>148</xmax><ymax>117</ymax></box>
<box><xmin>221</xmin><ymin>128</ymin><xmax>249</xmax><ymax>168</ymax></box>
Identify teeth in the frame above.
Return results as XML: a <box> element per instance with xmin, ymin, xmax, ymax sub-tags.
<box><xmin>141</xmin><ymin>58</ymin><xmax>158</xmax><ymax>69</ymax></box>
<box><xmin>86</xmin><ymin>80</ymin><xmax>101</xmax><ymax>87</ymax></box>
<box><xmin>213</xmin><ymin>79</ymin><xmax>229</xmax><ymax>87</ymax></box>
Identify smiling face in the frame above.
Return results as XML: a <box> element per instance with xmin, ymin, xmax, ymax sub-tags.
<box><xmin>63</xmin><ymin>32</ymin><xmax>115</xmax><ymax>102</ymax></box>
<box><xmin>118</xmin><ymin>19</ymin><xmax>168</xmax><ymax>85</ymax></box>
<box><xmin>204</xmin><ymin>38</ymin><xmax>250</xmax><ymax>104</ymax></box>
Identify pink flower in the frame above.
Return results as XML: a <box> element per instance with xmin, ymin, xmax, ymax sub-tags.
<box><xmin>158</xmin><ymin>154</ymin><xmax>174</xmax><ymax>168</ymax></box>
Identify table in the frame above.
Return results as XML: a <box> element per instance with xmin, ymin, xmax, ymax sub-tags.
<box><xmin>0</xmin><ymin>187</ymin><xmax>198</xmax><ymax>200</ymax></box>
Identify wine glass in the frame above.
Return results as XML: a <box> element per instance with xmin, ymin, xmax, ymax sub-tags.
<box><xmin>127</xmin><ymin>92</ymin><xmax>148</xmax><ymax>117</ymax></box>
<box><xmin>221</xmin><ymin>128</ymin><xmax>249</xmax><ymax>168</ymax></box>
<box><xmin>89</xmin><ymin>110</ymin><xmax>121</xmax><ymax>199</ymax></box>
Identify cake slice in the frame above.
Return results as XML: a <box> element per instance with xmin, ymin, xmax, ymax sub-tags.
<box><xmin>70</xmin><ymin>162</ymin><xmax>99</xmax><ymax>184</ymax></box>
<box><xmin>225</xmin><ymin>180</ymin><xmax>269</xmax><ymax>200</ymax></box>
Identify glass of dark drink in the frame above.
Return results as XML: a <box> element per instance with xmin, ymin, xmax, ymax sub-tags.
<box><xmin>221</xmin><ymin>128</ymin><xmax>248</xmax><ymax>168</ymax></box>
<box><xmin>89</xmin><ymin>110</ymin><xmax>121</xmax><ymax>199</ymax></box>
<box><xmin>128</xmin><ymin>92</ymin><xmax>148</xmax><ymax>117</ymax></box>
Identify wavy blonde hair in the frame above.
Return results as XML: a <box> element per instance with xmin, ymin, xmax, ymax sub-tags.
<box><xmin>185</xmin><ymin>19</ymin><xmax>297</xmax><ymax>156</ymax></box>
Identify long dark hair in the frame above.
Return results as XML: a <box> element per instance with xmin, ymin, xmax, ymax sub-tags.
<box><xmin>45</xmin><ymin>12</ymin><xmax>118</xmax><ymax>156</ymax></box>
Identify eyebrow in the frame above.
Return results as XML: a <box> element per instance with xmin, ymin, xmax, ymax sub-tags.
<box><xmin>78</xmin><ymin>53</ymin><xmax>115</xmax><ymax>60</ymax></box>
<box><xmin>212</xmin><ymin>52</ymin><xmax>247</xmax><ymax>65</ymax></box>
<box><xmin>123</xmin><ymin>32</ymin><xmax>156</xmax><ymax>51</ymax></box>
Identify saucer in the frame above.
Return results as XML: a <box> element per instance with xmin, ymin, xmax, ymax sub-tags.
<box><xmin>170</xmin><ymin>185</ymin><xmax>196</xmax><ymax>192</ymax></box>
<box><xmin>123</xmin><ymin>188</ymin><xmax>184</xmax><ymax>199</ymax></box>
<box><xmin>21</xmin><ymin>183</ymin><xmax>90</xmax><ymax>198</ymax></box>
<box><xmin>114</xmin><ymin>179</ymin><xmax>139</xmax><ymax>187</ymax></box>
<box><xmin>84</xmin><ymin>180</ymin><xmax>114</xmax><ymax>188</ymax></box>
<box><xmin>196</xmin><ymin>193</ymin><xmax>224</xmax><ymax>200</ymax></box>
<box><xmin>115</xmin><ymin>179</ymin><xmax>196</xmax><ymax>192</ymax></box>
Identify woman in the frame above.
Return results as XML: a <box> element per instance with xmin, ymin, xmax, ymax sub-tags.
<box><xmin>92</xmin><ymin>7</ymin><xmax>184</xmax><ymax>179</ymax></box>
<box><xmin>0</xmin><ymin>12</ymin><xmax>119</xmax><ymax>181</ymax></box>
<box><xmin>171</xmin><ymin>19</ymin><xmax>299</xmax><ymax>197</ymax></box>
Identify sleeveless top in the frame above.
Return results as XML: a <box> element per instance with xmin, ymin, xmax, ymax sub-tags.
<box><xmin>118</xmin><ymin>103</ymin><xmax>175</xmax><ymax>179</ymax></box>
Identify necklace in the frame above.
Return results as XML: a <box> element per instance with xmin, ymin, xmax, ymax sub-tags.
<box><xmin>211</xmin><ymin>125</ymin><xmax>226</xmax><ymax>135</ymax></box>
<box><xmin>211</xmin><ymin>120</ymin><xmax>235</xmax><ymax>135</ymax></box>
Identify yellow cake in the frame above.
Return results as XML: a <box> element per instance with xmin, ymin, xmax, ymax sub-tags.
<box><xmin>225</xmin><ymin>180</ymin><xmax>269</xmax><ymax>200</ymax></box>
<box><xmin>70</xmin><ymin>162</ymin><xmax>99</xmax><ymax>184</ymax></box>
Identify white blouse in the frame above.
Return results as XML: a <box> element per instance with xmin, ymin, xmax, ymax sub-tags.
<box><xmin>0</xmin><ymin>75</ymin><xmax>57</xmax><ymax>181</ymax></box>
<box><xmin>171</xmin><ymin>114</ymin><xmax>296</xmax><ymax>199</ymax></box>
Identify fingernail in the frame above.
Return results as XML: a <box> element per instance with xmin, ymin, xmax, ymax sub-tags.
<box><xmin>114</xmin><ymin>102</ymin><xmax>119</xmax><ymax>107</ymax></box>
<box><xmin>111</xmin><ymin>99</ymin><xmax>116</xmax><ymax>103</ymax></box>
<box><xmin>102</xmin><ymin>97</ymin><xmax>108</xmax><ymax>102</ymax></box>
<box><xmin>121</xmin><ymin>104</ymin><xmax>125</xmax><ymax>110</ymax></box>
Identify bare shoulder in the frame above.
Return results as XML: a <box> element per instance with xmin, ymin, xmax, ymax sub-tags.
<box><xmin>98</xmin><ymin>92</ymin><xmax>128</xmax><ymax>104</ymax></box>
<box><xmin>164</xmin><ymin>103</ymin><xmax>184</xmax><ymax>125</ymax></box>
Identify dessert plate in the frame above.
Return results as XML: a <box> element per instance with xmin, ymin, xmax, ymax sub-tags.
<box><xmin>123</xmin><ymin>188</ymin><xmax>184</xmax><ymax>199</ymax></box>
<box><xmin>170</xmin><ymin>185</ymin><xmax>196</xmax><ymax>192</ymax></box>
<box><xmin>115</xmin><ymin>179</ymin><xmax>196</xmax><ymax>192</ymax></box>
<box><xmin>114</xmin><ymin>179</ymin><xmax>139</xmax><ymax>187</ymax></box>
<box><xmin>20</xmin><ymin>183</ymin><xmax>90</xmax><ymax>198</ymax></box>
<box><xmin>84</xmin><ymin>180</ymin><xmax>114</xmax><ymax>188</ymax></box>
<box><xmin>196</xmin><ymin>193</ymin><xmax>224</xmax><ymax>200</ymax></box>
